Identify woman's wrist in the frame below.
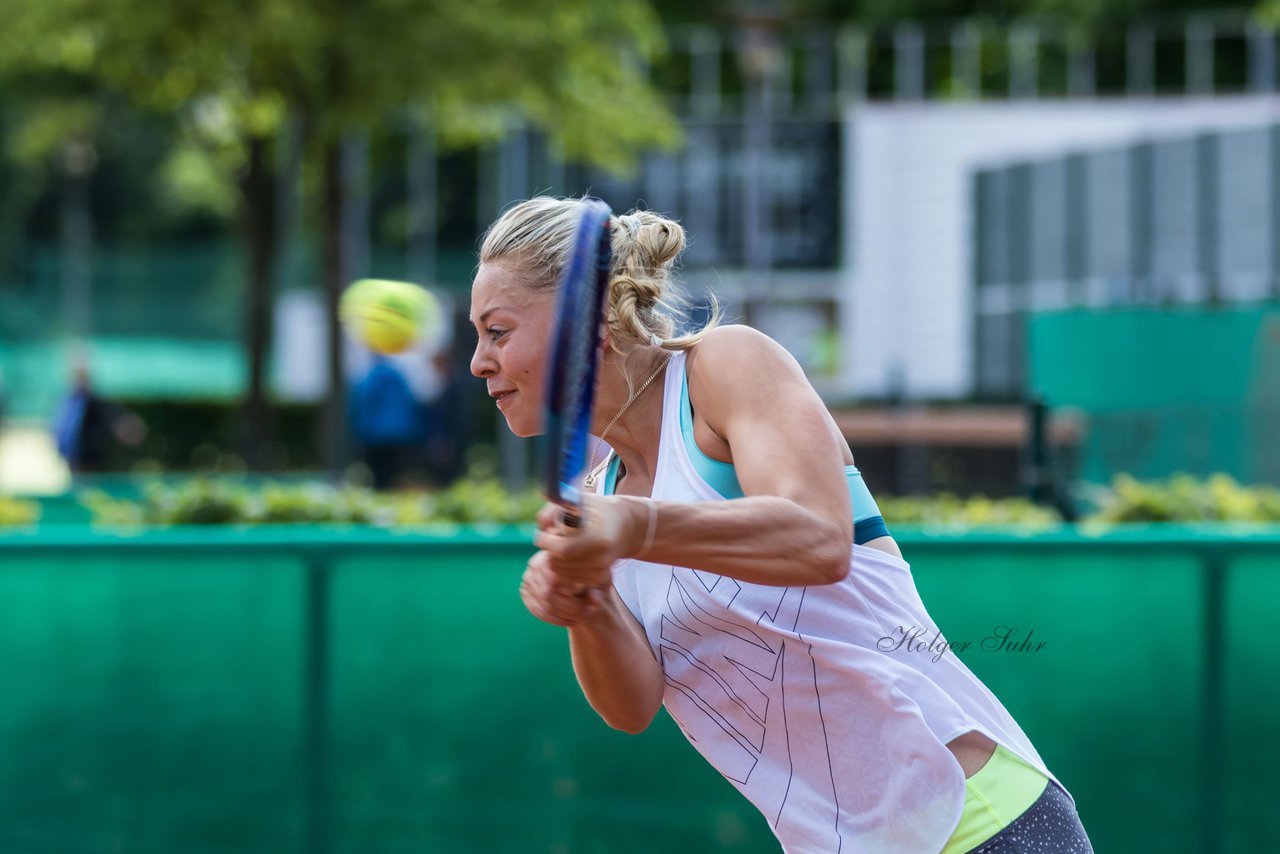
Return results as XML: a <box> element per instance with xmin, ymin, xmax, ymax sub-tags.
<box><xmin>569</xmin><ymin>585</ymin><xmax>623</xmax><ymax>633</ymax></box>
<box><xmin>618</xmin><ymin>495</ymin><xmax>657</xmax><ymax>560</ymax></box>
<box><xmin>636</xmin><ymin>499</ymin><xmax>657</xmax><ymax>559</ymax></box>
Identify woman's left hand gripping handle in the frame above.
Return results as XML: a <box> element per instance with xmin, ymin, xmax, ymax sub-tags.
<box><xmin>523</xmin><ymin>496</ymin><xmax>626</xmax><ymax>626</ymax></box>
<box><xmin>520</xmin><ymin>549</ymin><xmax>607</xmax><ymax>627</ymax></box>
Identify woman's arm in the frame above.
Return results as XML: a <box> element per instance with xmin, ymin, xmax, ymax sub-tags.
<box><xmin>621</xmin><ymin>494</ymin><xmax>851</xmax><ymax>585</ymax></box>
<box><xmin>539</xmin><ymin>325</ymin><xmax>854</xmax><ymax>588</ymax></box>
<box><xmin>567</xmin><ymin>590</ymin><xmax>664</xmax><ymax>734</ymax></box>
<box><xmin>521</xmin><ymin>550</ymin><xmax>664</xmax><ymax>733</ymax></box>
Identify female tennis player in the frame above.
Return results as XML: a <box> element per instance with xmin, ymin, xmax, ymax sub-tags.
<box><xmin>470</xmin><ymin>197</ymin><xmax>1093</xmax><ymax>853</ymax></box>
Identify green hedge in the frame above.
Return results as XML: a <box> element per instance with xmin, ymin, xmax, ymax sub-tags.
<box><xmin>877</xmin><ymin>494</ymin><xmax>1059</xmax><ymax>528</ymax></box>
<box><xmin>10</xmin><ymin>473</ymin><xmax>1279</xmax><ymax>530</ymax></box>
<box><xmin>1085</xmin><ymin>473</ymin><xmax>1280</xmax><ymax>523</ymax></box>
<box><xmin>0</xmin><ymin>496</ymin><xmax>39</xmax><ymax>528</ymax></box>
<box><xmin>79</xmin><ymin>475</ymin><xmax>544</xmax><ymax>527</ymax></box>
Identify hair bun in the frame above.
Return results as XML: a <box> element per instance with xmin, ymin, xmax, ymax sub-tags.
<box><xmin>619</xmin><ymin>214</ymin><xmax>642</xmax><ymax>238</ymax></box>
<box><xmin>479</xmin><ymin>196</ymin><xmax>717</xmax><ymax>354</ymax></box>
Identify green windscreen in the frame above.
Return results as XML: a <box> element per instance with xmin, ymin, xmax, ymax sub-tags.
<box><xmin>0</xmin><ymin>527</ymin><xmax>1274</xmax><ymax>853</ymax></box>
<box><xmin>1028</xmin><ymin>306</ymin><xmax>1280</xmax><ymax>484</ymax></box>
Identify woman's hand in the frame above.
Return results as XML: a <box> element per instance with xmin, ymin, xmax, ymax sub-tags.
<box><xmin>534</xmin><ymin>495</ymin><xmax>645</xmax><ymax>590</ymax></box>
<box><xmin>525</xmin><ymin>499</ymin><xmax>668</xmax><ymax>733</ymax></box>
<box><xmin>520</xmin><ymin>550</ymin><xmax>607</xmax><ymax>627</ymax></box>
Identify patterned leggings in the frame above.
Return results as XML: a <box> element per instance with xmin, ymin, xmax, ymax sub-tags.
<box><xmin>969</xmin><ymin>781</ymin><xmax>1095</xmax><ymax>853</ymax></box>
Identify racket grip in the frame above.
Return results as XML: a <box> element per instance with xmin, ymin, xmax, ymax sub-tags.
<box><xmin>562</xmin><ymin>509</ymin><xmax>584</xmax><ymax>528</ymax></box>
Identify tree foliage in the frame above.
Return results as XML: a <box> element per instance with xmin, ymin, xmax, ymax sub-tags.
<box><xmin>0</xmin><ymin>0</ymin><xmax>679</xmax><ymax>165</ymax></box>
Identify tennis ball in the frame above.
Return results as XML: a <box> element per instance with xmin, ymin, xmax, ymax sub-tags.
<box><xmin>339</xmin><ymin>279</ymin><xmax>438</xmax><ymax>355</ymax></box>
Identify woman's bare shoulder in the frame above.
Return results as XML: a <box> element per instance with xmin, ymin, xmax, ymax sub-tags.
<box><xmin>684</xmin><ymin>325</ymin><xmax>812</xmax><ymax>438</ymax></box>
<box><xmin>686</xmin><ymin>324</ymin><xmax>796</xmax><ymax>378</ymax></box>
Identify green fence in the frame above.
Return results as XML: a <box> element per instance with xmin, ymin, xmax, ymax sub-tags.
<box><xmin>0</xmin><ymin>526</ymin><xmax>1276</xmax><ymax>853</ymax></box>
<box><xmin>1028</xmin><ymin>306</ymin><xmax>1280</xmax><ymax>485</ymax></box>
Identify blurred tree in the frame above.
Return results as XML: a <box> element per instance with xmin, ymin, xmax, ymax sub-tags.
<box><xmin>0</xmin><ymin>0</ymin><xmax>678</xmax><ymax>474</ymax></box>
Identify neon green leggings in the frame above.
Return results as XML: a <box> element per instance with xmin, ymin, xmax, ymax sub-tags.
<box><xmin>939</xmin><ymin>743</ymin><xmax>1051</xmax><ymax>854</ymax></box>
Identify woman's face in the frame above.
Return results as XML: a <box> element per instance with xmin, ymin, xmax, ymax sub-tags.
<box><xmin>469</xmin><ymin>261</ymin><xmax>557</xmax><ymax>437</ymax></box>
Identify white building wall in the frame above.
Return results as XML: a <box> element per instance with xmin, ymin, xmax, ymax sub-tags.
<box><xmin>842</xmin><ymin>96</ymin><xmax>1280</xmax><ymax>400</ymax></box>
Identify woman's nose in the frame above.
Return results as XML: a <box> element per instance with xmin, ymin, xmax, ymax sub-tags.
<box><xmin>470</xmin><ymin>344</ymin><xmax>494</xmax><ymax>378</ymax></box>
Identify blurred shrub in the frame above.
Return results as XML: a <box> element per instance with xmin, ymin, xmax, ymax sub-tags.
<box><xmin>69</xmin><ymin>471</ymin><xmax>1280</xmax><ymax>529</ymax></box>
<box><xmin>1086</xmin><ymin>473</ymin><xmax>1280</xmax><ymax>523</ymax></box>
<box><xmin>81</xmin><ymin>472</ymin><xmax>544</xmax><ymax>528</ymax></box>
<box><xmin>879</xmin><ymin>494</ymin><xmax>1061</xmax><ymax>530</ymax></box>
<box><xmin>878</xmin><ymin>474</ymin><xmax>1280</xmax><ymax>528</ymax></box>
<box><xmin>0</xmin><ymin>496</ymin><xmax>40</xmax><ymax>528</ymax></box>
<box><xmin>255</xmin><ymin>483</ymin><xmax>381</xmax><ymax>524</ymax></box>
<box><xmin>429</xmin><ymin>476</ymin><xmax>546</xmax><ymax>525</ymax></box>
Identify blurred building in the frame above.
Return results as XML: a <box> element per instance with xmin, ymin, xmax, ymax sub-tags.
<box><xmin>2</xmin><ymin>11</ymin><xmax>1277</xmax><ymax>491</ymax></box>
<box><xmin>566</xmin><ymin>14</ymin><xmax>1280</xmax><ymax>492</ymax></box>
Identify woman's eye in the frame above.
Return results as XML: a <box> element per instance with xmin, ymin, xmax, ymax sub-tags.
<box><xmin>487</xmin><ymin>327</ymin><xmax>507</xmax><ymax>342</ymax></box>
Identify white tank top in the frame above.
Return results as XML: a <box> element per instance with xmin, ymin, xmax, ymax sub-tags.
<box><xmin>605</xmin><ymin>350</ymin><xmax>1070</xmax><ymax>854</ymax></box>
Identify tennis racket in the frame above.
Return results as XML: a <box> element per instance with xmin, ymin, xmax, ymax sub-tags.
<box><xmin>543</xmin><ymin>199</ymin><xmax>613</xmax><ymax>528</ymax></box>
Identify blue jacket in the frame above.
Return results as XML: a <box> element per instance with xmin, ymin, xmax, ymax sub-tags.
<box><xmin>351</xmin><ymin>361</ymin><xmax>424</xmax><ymax>446</ymax></box>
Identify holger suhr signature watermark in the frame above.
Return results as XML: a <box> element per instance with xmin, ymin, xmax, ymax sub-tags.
<box><xmin>877</xmin><ymin>626</ymin><xmax>1047</xmax><ymax>663</ymax></box>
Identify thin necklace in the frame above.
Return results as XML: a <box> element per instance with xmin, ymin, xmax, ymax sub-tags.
<box><xmin>583</xmin><ymin>353</ymin><xmax>672</xmax><ymax>491</ymax></box>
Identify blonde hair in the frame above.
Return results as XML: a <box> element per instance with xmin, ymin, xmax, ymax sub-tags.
<box><xmin>478</xmin><ymin>196</ymin><xmax>719</xmax><ymax>353</ymax></box>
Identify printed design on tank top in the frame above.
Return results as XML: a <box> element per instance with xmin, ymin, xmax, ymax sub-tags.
<box><xmin>657</xmin><ymin>567</ymin><xmax>842</xmax><ymax>840</ymax></box>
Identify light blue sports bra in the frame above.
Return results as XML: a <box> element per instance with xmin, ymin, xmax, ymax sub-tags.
<box><xmin>601</xmin><ymin>363</ymin><xmax>891</xmax><ymax>545</ymax></box>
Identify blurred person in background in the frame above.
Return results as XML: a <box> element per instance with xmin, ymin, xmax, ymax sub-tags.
<box><xmin>421</xmin><ymin>348</ymin><xmax>465</xmax><ymax>485</ymax></box>
<box><xmin>350</xmin><ymin>353</ymin><xmax>425</xmax><ymax>490</ymax></box>
<box><xmin>52</xmin><ymin>360</ymin><xmax>147</xmax><ymax>475</ymax></box>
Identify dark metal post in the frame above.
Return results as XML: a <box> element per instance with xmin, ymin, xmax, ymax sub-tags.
<box><xmin>1025</xmin><ymin>397</ymin><xmax>1050</xmax><ymax>507</ymax></box>
<box><xmin>304</xmin><ymin>555</ymin><xmax>332</xmax><ymax>854</ymax></box>
<box><xmin>1200</xmin><ymin>553</ymin><xmax>1226</xmax><ymax>854</ymax></box>
<box><xmin>1025</xmin><ymin>396</ymin><xmax>1077</xmax><ymax>521</ymax></box>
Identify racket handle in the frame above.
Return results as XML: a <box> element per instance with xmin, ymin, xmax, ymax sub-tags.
<box><xmin>561</xmin><ymin>507</ymin><xmax>605</xmax><ymax>599</ymax></box>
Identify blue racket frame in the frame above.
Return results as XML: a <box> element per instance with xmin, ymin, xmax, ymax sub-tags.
<box><xmin>543</xmin><ymin>200</ymin><xmax>613</xmax><ymax>523</ymax></box>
